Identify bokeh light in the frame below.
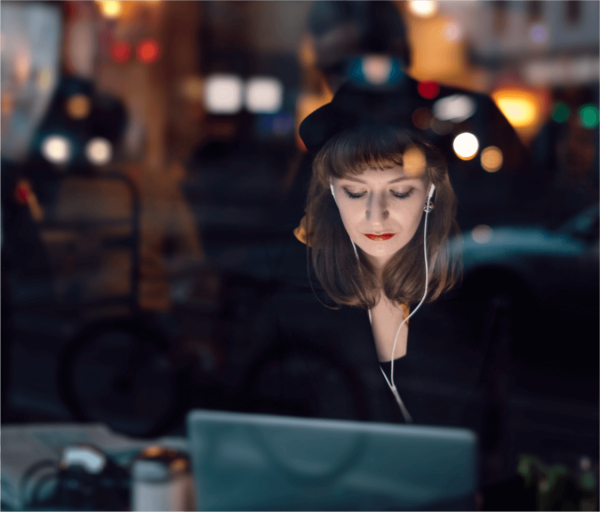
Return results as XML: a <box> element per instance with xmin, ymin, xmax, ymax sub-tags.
<box><xmin>530</xmin><ymin>24</ymin><xmax>548</xmax><ymax>43</ymax></box>
<box><xmin>1</xmin><ymin>95</ymin><xmax>13</xmax><ymax>116</ymax></box>
<box><xmin>97</xmin><ymin>0</ymin><xmax>122</xmax><ymax>19</ymax></box>
<box><xmin>37</xmin><ymin>68</ymin><xmax>53</xmax><ymax>91</ymax></box>
<box><xmin>444</xmin><ymin>22</ymin><xmax>463</xmax><ymax>42</ymax></box>
<box><xmin>403</xmin><ymin>146</ymin><xmax>426</xmax><ymax>179</ymax></box>
<box><xmin>433</xmin><ymin>94</ymin><xmax>476</xmax><ymax>123</ymax></box>
<box><xmin>491</xmin><ymin>88</ymin><xmax>540</xmax><ymax>130</ymax></box>
<box><xmin>579</xmin><ymin>104</ymin><xmax>599</xmax><ymax>129</ymax></box>
<box><xmin>362</xmin><ymin>56</ymin><xmax>392</xmax><ymax>85</ymax></box>
<box><xmin>85</xmin><ymin>138</ymin><xmax>112</xmax><ymax>165</ymax></box>
<box><xmin>480</xmin><ymin>146</ymin><xmax>503</xmax><ymax>173</ymax></box>
<box><xmin>298</xmin><ymin>36</ymin><xmax>316</xmax><ymax>68</ymax></box>
<box><xmin>412</xmin><ymin>107</ymin><xmax>433</xmax><ymax>130</ymax></box>
<box><xmin>16</xmin><ymin>180</ymin><xmax>30</xmax><ymax>204</ymax></box>
<box><xmin>180</xmin><ymin>76</ymin><xmax>203</xmax><ymax>102</ymax></box>
<box><xmin>15</xmin><ymin>50</ymin><xmax>31</xmax><ymax>83</ymax></box>
<box><xmin>452</xmin><ymin>132</ymin><xmax>479</xmax><ymax>160</ymax></box>
<box><xmin>551</xmin><ymin>102</ymin><xmax>570</xmax><ymax>123</ymax></box>
<box><xmin>142</xmin><ymin>445</ymin><xmax>164</xmax><ymax>457</ymax></box>
<box><xmin>137</xmin><ymin>39</ymin><xmax>160</xmax><ymax>64</ymax></box>
<box><xmin>418</xmin><ymin>81</ymin><xmax>440</xmax><ymax>100</ymax></box>
<box><xmin>408</xmin><ymin>1</ymin><xmax>438</xmax><ymax>18</ymax></box>
<box><xmin>204</xmin><ymin>74</ymin><xmax>243</xmax><ymax>114</ymax></box>
<box><xmin>245</xmin><ymin>77</ymin><xmax>283</xmax><ymax>114</ymax></box>
<box><xmin>41</xmin><ymin>136</ymin><xmax>71</xmax><ymax>165</ymax></box>
<box><xmin>580</xmin><ymin>457</ymin><xmax>592</xmax><ymax>472</ymax></box>
<box><xmin>431</xmin><ymin>119</ymin><xmax>452</xmax><ymax>135</ymax></box>
<box><xmin>66</xmin><ymin>94</ymin><xmax>91</xmax><ymax>119</ymax></box>
<box><xmin>111</xmin><ymin>42</ymin><xmax>131</xmax><ymax>64</ymax></box>
<box><xmin>471</xmin><ymin>225</ymin><xmax>493</xmax><ymax>244</ymax></box>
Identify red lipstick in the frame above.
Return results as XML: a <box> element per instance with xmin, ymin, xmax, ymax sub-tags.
<box><xmin>364</xmin><ymin>233</ymin><xmax>396</xmax><ymax>241</ymax></box>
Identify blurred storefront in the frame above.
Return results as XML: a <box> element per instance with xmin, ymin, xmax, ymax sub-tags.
<box><xmin>3</xmin><ymin>1</ymin><xmax>208</xmax><ymax>314</ymax></box>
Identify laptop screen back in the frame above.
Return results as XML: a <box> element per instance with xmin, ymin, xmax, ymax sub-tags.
<box><xmin>187</xmin><ymin>410</ymin><xmax>478</xmax><ymax>511</ymax></box>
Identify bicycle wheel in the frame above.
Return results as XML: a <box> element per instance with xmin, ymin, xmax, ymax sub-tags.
<box><xmin>59</xmin><ymin>320</ymin><xmax>185</xmax><ymax>438</ymax></box>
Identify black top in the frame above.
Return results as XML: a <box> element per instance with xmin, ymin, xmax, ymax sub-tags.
<box><xmin>378</xmin><ymin>357</ymin><xmax>406</xmax><ymax>384</ymax></box>
<box><xmin>228</xmin><ymin>234</ymin><xmax>520</xmax><ymax>487</ymax></box>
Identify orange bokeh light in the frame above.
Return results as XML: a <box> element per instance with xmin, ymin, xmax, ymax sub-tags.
<box><xmin>66</xmin><ymin>94</ymin><xmax>91</xmax><ymax>119</ymax></box>
<box><xmin>96</xmin><ymin>0</ymin><xmax>122</xmax><ymax>19</ymax></box>
<box><xmin>491</xmin><ymin>89</ymin><xmax>539</xmax><ymax>129</ymax></box>
<box><xmin>480</xmin><ymin>146</ymin><xmax>503</xmax><ymax>173</ymax></box>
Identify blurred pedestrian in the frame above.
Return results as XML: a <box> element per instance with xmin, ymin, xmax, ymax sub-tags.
<box><xmin>529</xmin><ymin>86</ymin><xmax>599</xmax><ymax>228</ymax></box>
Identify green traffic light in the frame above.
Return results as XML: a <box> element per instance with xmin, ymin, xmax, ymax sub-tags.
<box><xmin>579</xmin><ymin>104</ymin><xmax>599</xmax><ymax>129</ymax></box>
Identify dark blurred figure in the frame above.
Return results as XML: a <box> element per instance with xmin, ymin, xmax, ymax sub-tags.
<box><xmin>308</xmin><ymin>1</ymin><xmax>412</xmax><ymax>94</ymax></box>
<box><xmin>284</xmin><ymin>1</ymin><xmax>531</xmax><ymax>232</ymax></box>
<box><xmin>529</xmin><ymin>86</ymin><xmax>599</xmax><ymax>228</ymax></box>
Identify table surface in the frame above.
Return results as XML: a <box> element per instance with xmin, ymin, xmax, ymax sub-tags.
<box><xmin>1</xmin><ymin>423</ymin><xmax>188</xmax><ymax>511</ymax></box>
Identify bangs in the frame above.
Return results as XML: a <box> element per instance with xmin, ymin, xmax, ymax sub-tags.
<box><xmin>317</xmin><ymin>124</ymin><xmax>429</xmax><ymax>181</ymax></box>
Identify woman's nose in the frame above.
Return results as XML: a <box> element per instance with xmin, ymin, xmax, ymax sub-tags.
<box><xmin>366</xmin><ymin>193</ymin><xmax>389</xmax><ymax>222</ymax></box>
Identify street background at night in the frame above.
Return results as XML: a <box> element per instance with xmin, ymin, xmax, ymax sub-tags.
<box><xmin>1</xmin><ymin>1</ymin><xmax>598</xmax><ymax>510</ymax></box>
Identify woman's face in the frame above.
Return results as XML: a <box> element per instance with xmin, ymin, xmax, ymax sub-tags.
<box><xmin>331</xmin><ymin>166</ymin><xmax>429</xmax><ymax>268</ymax></box>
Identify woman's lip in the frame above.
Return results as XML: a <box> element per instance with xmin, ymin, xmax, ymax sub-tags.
<box><xmin>364</xmin><ymin>233</ymin><xmax>396</xmax><ymax>241</ymax></box>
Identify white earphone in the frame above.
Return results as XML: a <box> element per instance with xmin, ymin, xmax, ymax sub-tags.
<box><xmin>329</xmin><ymin>180</ymin><xmax>436</xmax><ymax>423</ymax></box>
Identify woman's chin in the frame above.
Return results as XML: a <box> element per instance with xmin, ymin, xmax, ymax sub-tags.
<box><xmin>358</xmin><ymin>244</ymin><xmax>396</xmax><ymax>260</ymax></box>
<box><xmin>372</xmin><ymin>245</ymin><xmax>391</xmax><ymax>256</ymax></box>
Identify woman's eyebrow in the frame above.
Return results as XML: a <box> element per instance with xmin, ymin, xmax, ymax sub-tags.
<box><xmin>340</xmin><ymin>176</ymin><xmax>410</xmax><ymax>184</ymax></box>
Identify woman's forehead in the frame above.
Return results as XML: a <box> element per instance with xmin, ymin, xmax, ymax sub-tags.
<box><xmin>337</xmin><ymin>165</ymin><xmax>424</xmax><ymax>183</ymax></box>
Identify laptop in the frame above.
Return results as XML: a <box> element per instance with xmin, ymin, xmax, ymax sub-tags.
<box><xmin>186</xmin><ymin>410</ymin><xmax>478</xmax><ymax>511</ymax></box>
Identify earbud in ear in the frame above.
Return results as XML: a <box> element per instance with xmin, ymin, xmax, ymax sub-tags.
<box><xmin>423</xmin><ymin>183</ymin><xmax>435</xmax><ymax>212</ymax></box>
<box><xmin>330</xmin><ymin>182</ymin><xmax>337</xmax><ymax>204</ymax></box>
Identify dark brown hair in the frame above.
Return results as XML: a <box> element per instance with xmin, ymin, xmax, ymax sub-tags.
<box><xmin>305</xmin><ymin>124</ymin><xmax>461</xmax><ymax>309</ymax></box>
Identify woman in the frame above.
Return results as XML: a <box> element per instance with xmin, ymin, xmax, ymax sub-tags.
<box><xmin>228</xmin><ymin>85</ymin><xmax>520</xmax><ymax>490</ymax></box>
<box><xmin>297</xmin><ymin>122</ymin><xmax>459</xmax><ymax>423</ymax></box>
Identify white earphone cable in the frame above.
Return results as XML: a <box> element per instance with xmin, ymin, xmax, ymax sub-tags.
<box><xmin>375</xmin><ymin>208</ymin><xmax>431</xmax><ymax>424</ymax></box>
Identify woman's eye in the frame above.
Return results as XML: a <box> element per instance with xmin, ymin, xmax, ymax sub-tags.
<box><xmin>343</xmin><ymin>189</ymin><xmax>366</xmax><ymax>199</ymax></box>
<box><xmin>391</xmin><ymin>189</ymin><xmax>413</xmax><ymax>199</ymax></box>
